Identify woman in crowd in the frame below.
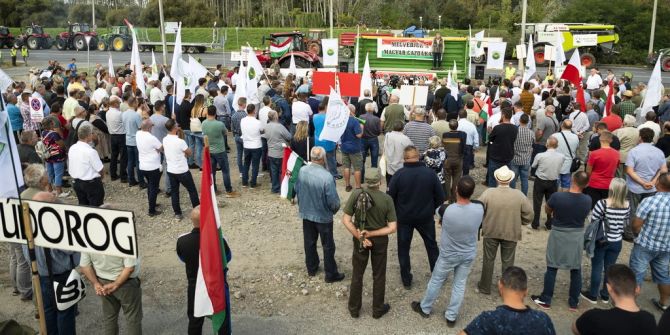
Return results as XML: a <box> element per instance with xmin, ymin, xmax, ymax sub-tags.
<box><xmin>40</xmin><ymin>117</ymin><xmax>68</xmax><ymax>198</ymax></box>
<box><xmin>290</xmin><ymin>120</ymin><xmax>312</xmax><ymax>161</ymax></box>
<box><xmin>189</xmin><ymin>94</ymin><xmax>207</xmax><ymax>168</ymax></box>
<box><xmin>423</xmin><ymin>136</ymin><xmax>447</xmax><ymax>193</ymax></box>
<box><xmin>581</xmin><ymin>178</ymin><xmax>630</xmax><ymax>304</ymax></box>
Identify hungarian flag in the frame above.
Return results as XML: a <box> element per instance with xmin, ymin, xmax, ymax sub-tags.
<box><xmin>576</xmin><ymin>85</ymin><xmax>587</xmax><ymax>112</ymax></box>
<box><xmin>560</xmin><ymin>49</ymin><xmax>582</xmax><ymax>87</ymax></box>
<box><xmin>603</xmin><ymin>79</ymin><xmax>615</xmax><ymax>117</ymax></box>
<box><xmin>280</xmin><ymin>146</ymin><xmax>305</xmax><ymax>200</ymax></box>
<box><xmin>194</xmin><ymin>144</ymin><xmax>230</xmax><ymax>333</ymax></box>
<box><xmin>486</xmin><ymin>87</ymin><xmax>499</xmax><ymax>117</ymax></box>
<box><xmin>270</xmin><ymin>38</ymin><xmax>293</xmax><ymax>58</ymax></box>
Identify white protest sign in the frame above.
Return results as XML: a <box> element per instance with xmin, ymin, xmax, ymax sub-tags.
<box><xmin>399</xmin><ymin>85</ymin><xmax>428</xmax><ymax>106</ymax></box>
<box><xmin>319</xmin><ymin>88</ymin><xmax>350</xmax><ymax>142</ymax></box>
<box><xmin>230</xmin><ymin>52</ymin><xmax>242</xmax><ymax>61</ymax></box>
<box><xmin>28</xmin><ymin>97</ymin><xmax>44</xmax><ymax>122</ymax></box>
<box><xmin>537</xmin><ymin>32</ymin><xmax>559</xmax><ymax>43</ymax></box>
<box><xmin>0</xmin><ymin>198</ymin><xmax>139</xmax><ymax>258</ymax></box>
<box><xmin>164</xmin><ymin>22</ymin><xmax>179</xmax><ymax>34</ymax></box>
<box><xmin>515</xmin><ymin>44</ymin><xmax>526</xmax><ymax>59</ymax></box>
<box><xmin>544</xmin><ymin>45</ymin><xmax>556</xmax><ymax>61</ymax></box>
<box><xmin>573</xmin><ymin>34</ymin><xmax>598</xmax><ymax>47</ymax></box>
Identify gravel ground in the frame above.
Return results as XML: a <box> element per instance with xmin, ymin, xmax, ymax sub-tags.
<box><xmin>0</xmin><ymin>65</ymin><xmax>665</xmax><ymax>334</ymax></box>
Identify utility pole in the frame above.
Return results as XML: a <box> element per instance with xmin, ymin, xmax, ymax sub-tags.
<box><xmin>158</xmin><ymin>0</ymin><xmax>167</xmax><ymax>65</ymax></box>
<box><xmin>648</xmin><ymin>0</ymin><xmax>658</xmax><ymax>56</ymax></box>
<box><xmin>329</xmin><ymin>0</ymin><xmax>333</xmax><ymax>38</ymax></box>
<box><xmin>91</xmin><ymin>0</ymin><xmax>96</xmax><ymax>30</ymax></box>
<box><xmin>519</xmin><ymin>0</ymin><xmax>527</xmax><ymax>77</ymax></box>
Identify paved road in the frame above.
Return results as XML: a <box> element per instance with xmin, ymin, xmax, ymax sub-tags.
<box><xmin>5</xmin><ymin>49</ymin><xmax>670</xmax><ymax>85</ymax></box>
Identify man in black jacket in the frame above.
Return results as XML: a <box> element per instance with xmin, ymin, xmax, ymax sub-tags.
<box><xmin>487</xmin><ymin>107</ymin><xmax>518</xmax><ymax>187</ymax></box>
<box><xmin>177</xmin><ymin>206</ymin><xmax>231</xmax><ymax>335</ymax></box>
<box><xmin>388</xmin><ymin>146</ymin><xmax>445</xmax><ymax>289</ymax></box>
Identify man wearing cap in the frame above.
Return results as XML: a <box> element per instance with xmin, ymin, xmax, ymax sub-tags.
<box><xmin>619</xmin><ymin>91</ymin><xmax>636</xmax><ymax>119</ymax></box>
<box><xmin>342</xmin><ymin>168</ymin><xmax>397</xmax><ymax>319</ymax></box>
<box><xmin>477</xmin><ymin>166</ymin><xmax>533</xmax><ymax>295</ymax></box>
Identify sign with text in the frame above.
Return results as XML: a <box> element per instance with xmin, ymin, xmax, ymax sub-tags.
<box><xmin>376</xmin><ymin>37</ymin><xmax>433</xmax><ymax>60</ymax></box>
<box><xmin>399</xmin><ymin>85</ymin><xmax>429</xmax><ymax>106</ymax></box>
<box><xmin>573</xmin><ymin>34</ymin><xmax>598</xmax><ymax>47</ymax></box>
<box><xmin>373</xmin><ymin>71</ymin><xmax>436</xmax><ymax>83</ymax></box>
<box><xmin>537</xmin><ymin>32</ymin><xmax>560</xmax><ymax>43</ymax></box>
<box><xmin>164</xmin><ymin>22</ymin><xmax>179</xmax><ymax>34</ymax></box>
<box><xmin>0</xmin><ymin>198</ymin><xmax>138</xmax><ymax>258</ymax></box>
<box><xmin>28</xmin><ymin>97</ymin><xmax>44</xmax><ymax>122</ymax></box>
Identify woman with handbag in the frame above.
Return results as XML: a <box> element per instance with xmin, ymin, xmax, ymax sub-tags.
<box><xmin>581</xmin><ymin>178</ymin><xmax>630</xmax><ymax>304</ymax></box>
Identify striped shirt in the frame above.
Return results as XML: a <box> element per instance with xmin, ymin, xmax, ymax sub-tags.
<box><xmin>403</xmin><ymin>121</ymin><xmax>435</xmax><ymax>153</ymax></box>
<box><xmin>635</xmin><ymin>192</ymin><xmax>670</xmax><ymax>252</ymax></box>
<box><xmin>511</xmin><ymin>126</ymin><xmax>534</xmax><ymax>166</ymax></box>
<box><xmin>591</xmin><ymin>199</ymin><xmax>630</xmax><ymax>243</ymax></box>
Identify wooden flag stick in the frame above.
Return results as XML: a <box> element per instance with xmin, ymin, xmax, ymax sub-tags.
<box><xmin>22</xmin><ymin>202</ymin><xmax>47</xmax><ymax>335</ymax></box>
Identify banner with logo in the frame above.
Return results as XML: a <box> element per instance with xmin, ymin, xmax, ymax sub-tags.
<box><xmin>376</xmin><ymin>38</ymin><xmax>433</xmax><ymax>60</ymax></box>
<box><xmin>486</xmin><ymin>41</ymin><xmax>507</xmax><ymax>70</ymax></box>
<box><xmin>321</xmin><ymin>38</ymin><xmax>339</xmax><ymax>66</ymax></box>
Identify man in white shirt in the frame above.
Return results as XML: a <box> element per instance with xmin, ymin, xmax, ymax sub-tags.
<box><xmin>163</xmin><ymin>119</ymin><xmax>199</xmax><ymax>220</ymax></box>
<box><xmin>553</xmin><ymin>120</ymin><xmax>580</xmax><ymax>191</ymax></box>
<box><xmin>106</xmin><ymin>96</ymin><xmax>128</xmax><ymax>182</ymax></box>
<box><xmin>291</xmin><ymin>93</ymin><xmax>312</xmax><ymax>134</ymax></box>
<box><xmin>91</xmin><ymin>82</ymin><xmax>109</xmax><ymax>107</ymax></box>
<box><xmin>637</xmin><ymin>111</ymin><xmax>662</xmax><ymax>143</ymax></box>
<box><xmin>149</xmin><ymin>80</ymin><xmax>165</xmax><ymax>106</ymax></box>
<box><xmin>241</xmin><ymin>105</ymin><xmax>264</xmax><ymax>188</ymax></box>
<box><xmin>258</xmin><ymin>96</ymin><xmax>273</xmax><ymax>172</ymax></box>
<box><xmin>586</xmin><ymin>68</ymin><xmax>603</xmax><ymax>91</ymax></box>
<box><xmin>68</xmin><ymin>124</ymin><xmax>105</xmax><ymax>206</ymax></box>
<box><xmin>568</xmin><ymin>103</ymin><xmax>592</xmax><ymax>162</ymax></box>
<box><xmin>137</xmin><ymin>119</ymin><xmax>163</xmax><ymax>217</ymax></box>
<box><xmin>457</xmin><ymin>110</ymin><xmax>480</xmax><ymax>176</ymax></box>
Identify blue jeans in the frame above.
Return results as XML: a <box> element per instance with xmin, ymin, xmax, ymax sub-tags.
<box><xmin>540</xmin><ymin>267</ymin><xmax>581</xmax><ymax>308</ymax></box>
<box><xmin>211</xmin><ymin>152</ymin><xmax>232</xmax><ymax>193</ymax></box>
<box><xmin>326</xmin><ymin>149</ymin><xmax>339</xmax><ymax>177</ymax></box>
<box><xmin>629</xmin><ymin>244</ymin><xmax>670</xmax><ymax>285</ymax></box>
<box><xmin>191</xmin><ymin>132</ymin><xmax>204</xmax><ymax>167</ymax></box>
<box><xmin>183</xmin><ymin>130</ymin><xmax>195</xmax><ymax>166</ymax></box>
<box><xmin>269</xmin><ymin>157</ymin><xmax>283</xmax><ymax>193</ymax></box>
<box><xmin>589</xmin><ymin>240</ymin><xmax>622</xmax><ymax>298</ymax></box>
<box><xmin>234</xmin><ymin>135</ymin><xmax>244</xmax><ymax>173</ymax></box>
<box><xmin>242</xmin><ymin>147</ymin><xmax>262</xmax><ymax>187</ymax></box>
<box><xmin>40</xmin><ymin>276</ymin><xmax>77</xmax><ymax>334</ymax></box>
<box><xmin>463</xmin><ymin>145</ymin><xmax>474</xmax><ymax>176</ymax></box>
<box><xmin>487</xmin><ymin>159</ymin><xmax>509</xmax><ymax>187</ymax></box>
<box><xmin>361</xmin><ymin>137</ymin><xmax>379</xmax><ymax>180</ymax></box>
<box><xmin>46</xmin><ymin>161</ymin><xmax>65</xmax><ymax>187</ymax></box>
<box><xmin>510</xmin><ymin>164</ymin><xmax>530</xmax><ymax>195</ymax></box>
<box><xmin>126</xmin><ymin>145</ymin><xmax>144</xmax><ymax>186</ymax></box>
<box><xmin>420</xmin><ymin>254</ymin><xmax>474</xmax><ymax>321</ymax></box>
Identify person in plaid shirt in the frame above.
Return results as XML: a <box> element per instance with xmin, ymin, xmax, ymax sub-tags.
<box><xmin>630</xmin><ymin>172</ymin><xmax>670</xmax><ymax>311</ymax></box>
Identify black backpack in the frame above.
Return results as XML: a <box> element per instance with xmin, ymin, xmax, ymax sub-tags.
<box><xmin>64</xmin><ymin>120</ymin><xmax>84</xmax><ymax>150</ymax></box>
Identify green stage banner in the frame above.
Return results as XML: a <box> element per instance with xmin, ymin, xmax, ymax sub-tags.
<box><xmin>376</xmin><ymin>37</ymin><xmax>434</xmax><ymax>60</ymax></box>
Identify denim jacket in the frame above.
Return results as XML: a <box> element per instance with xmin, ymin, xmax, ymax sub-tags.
<box><xmin>295</xmin><ymin>163</ymin><xmax>340</xmax><ymax>223</ymax></box>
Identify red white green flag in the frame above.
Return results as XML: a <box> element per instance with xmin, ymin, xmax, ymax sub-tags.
<box><xmin>194</xmin><ymin>144</ymin><xmax>228</xmax><ymax>333</ymax></box>
<box><xmin>280</xmin><ymin>146</ymin><xmax>304</xmax><ymax>200</ymax></box>
<box><xmin>270</xmin><ymin>38</ymin><xmax>293</xmax><ymax>58</ymax></box>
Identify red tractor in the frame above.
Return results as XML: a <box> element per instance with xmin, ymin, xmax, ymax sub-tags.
<box><xmin>256</xmin><ymin>31</ymin><xmax>322</xmax><ymax>69</ymax></box>
<box><xmin>56</xmin><ymin>23</ymin><xmax>97</xmax><ymax>51</ymax></box>
<box><xmin>13</xmin><ymin>24</ymin><xmax>52</xmax><ymax>49</ymax></box>
<box><xmin>0</xmin><ymin>26</ymin><xmax>14</xmax><ymax>48</ymax></box>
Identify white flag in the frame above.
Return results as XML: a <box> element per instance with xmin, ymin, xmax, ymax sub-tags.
<box><xmin>150</xmin><ymin>50</ymin><xmax>159</xmax><ymax>81</ymax></box>
<box><xmin>359</xmin><ymin>53</ymin><xmax>372</xmax><ymax>98</ymax></box>
<box><xmin>170</xmin><ymin>23</ymin><xmax>185</xmax><ymax>79</ymax></box>
<box><xmin>319</xmin><ymin>88</ymin><xmax>350</xmax><ymax>142</ymax></box>
<box><xmin>554</xmin><ymin>32</ymin><xmax>566</xmax><ymax>66</ymax></box>
<box><xmin>108</xmin><ymin>54</ymin><xmax>115</xmax><ymax>78</ymax></box>
<box><xmin>0</xmin><ymin>68</ymin><xmax>13</xmax><ymax>93</ymax></box>
<box><xmin>447</xmin><ymin>70</ymin><xmax>458</xmax><ymax>100</ymax></box>
<box><xmin>523</xmin><ymin>35</ymin><xmax>536</xmax><ymax>84</ymax></box>
<box><xmin>452</xmin><ymin>60</ymin><xmax>458</xmax><ymax>83</ymax></box>
<box><xmin>232</xmin><ymin>64</ymin><xmax>247</xmax><ymax>108</ymax></box>
<box><xmin>245</xmin><ymin>48</ymin><xmax>264</xmax><ymax>81</ymax></box>
<box><xmin>289</xmin><ymin>54</ymin><xmax>297</xmax><ymax>76</ymax></box>
<box><xmin>0</xmin><ymin>111</ymin><xmax>24</xmax><ymax>198</ymax></box>
<box><xmin>321</xmin><ymin>38</ymin><xmax>339</xmax><ymax>67</ymax></box>
<box><xmin>470</xmin><ymin>30</ymin><xmax>486</xmax><ymax>58</ymax></box>
<box><xmin>641</xmin><ymin>56</ymin><xmax>663</xmax><ymax>114</ymax></box>
<box><xmin>187</xmin><ymin>56</ymin><xmax>208</xmax><ymax>95</ymax></box>
<box><xmin>129</xmin><ymin>26</ymin><xmax>145</xmax><ymax>97</ymax></box>
<box><xmin>486</xmin><ymin>42</ymin><xmax>506</xmax><ymax>70</ymax></box>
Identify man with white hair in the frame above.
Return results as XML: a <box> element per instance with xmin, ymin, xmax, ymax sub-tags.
<box><xmin>149</xmin><ymin>80</ymin><xmax>165</xmax><ymax>106</ymax></box>
<box><xmin>614</xmin><ymin>115</ymin><xmax>640</xmax><ymax>177</ymax></box>
<box><xmin>357</xmin><ymin>89</ymin><xmax>377</xmax><ymax>117</ymax></box>
<box><xmin>137</xmin><ymin>118</ymin><xmax>163</xmax><ymax>216</ymax></box>
<box><xmin>403</xmin><ymin>108</ymin><xmax>435</xmax><ymax>154</ymax></box>
<box><xmin>107</xmin><ymin>95</ymin><xmax>128</xmax><ymax>182</ymax></box>
<box><xmin>68</xmin><ymin>124</ymin><xmax>105</xmax><ymax>206</ymax></box>
<box><xmin>381</xmin><ymin>95</ymin><xmax>407</xmax><ymax>133</ymax></box>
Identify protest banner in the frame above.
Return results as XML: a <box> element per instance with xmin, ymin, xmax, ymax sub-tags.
<box><xmin>376</xmin><ymin>37</ymin><xmax>433</xmax><ymax>60</ymax></box>
<box><xmin>399</xmin><ymin>85</ymin><xmax>429</xmax><ymax>106</ymax></box>
<box><xmin>0</xmin><ymin>198</ymin><xmax>139</xmax><ymax>259</ymax></box>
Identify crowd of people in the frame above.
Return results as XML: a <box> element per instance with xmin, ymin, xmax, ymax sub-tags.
<box><xmin>3</xmin><ymin>53</ymin><xmax>670</xmax><ymax>335</ymax></box>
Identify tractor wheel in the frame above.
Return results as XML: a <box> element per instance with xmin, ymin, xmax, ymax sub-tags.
<box><xmin>56</xmin><ymin>39</ymin><xmax>67</xmax><ymax>50</ymax></box>
<box><xmin>97</xmin><ymin>40</ymin><xmax>107</xmax><ymax>51</ymax></box>
<box><xmin>40</xmin><ymin>38</ymin><xmax>53</xmax><ymax>49</ymax></box>
<box><xmin>27</xmin><ymin>37</ymin><xmax>39</xmax><ymax>50</ymax></box>
<box><xmin>187</xmin><ymin>46</ymin><xmax>197</xmax><ymax>53</ymax></box>
<box><xmin>112</xmin><ymin>37</ymin><xmax>127</xmax><ymax>52</ymax></box>
<box><xmin>472</xmin><ymin>54</ymin><xmax>486</xmax><ymax>64</ymax></box>
<box><xmin>580</xmin><ymin>53</ymin><xmax>596</xmax><ymax>68</ymax></box>
<box><xmin>308</xmin><ymin>42</ymin><xmax>321</xmax><ymax>55</ymax></box>
<box><xmin>197</xmin><ymin>46</ymin><xmax>206</xmax><ymax>53</ymax></box>
<box><xmin>74</xmin><ymin>35</ymin><xmax>87</xmax><ymax>51</ymax></box>
<box><xmin>661</xmin><ymin>56</ymin><xmax>670</xmax><ymax>72</ymax></box>
<box><xmin>341</xmin><ymin>47</ymin><xmax>353</xmax><ymax>58</ymax></box>
<box><xmin>533</xmin><ymin>45</ymin><xmax>549</xmax><ymax>66</ymax></box>
<box><xmin>13</xmin><ymin>41</ymin><xmax>21</xmax><ymax>49</ymax></box>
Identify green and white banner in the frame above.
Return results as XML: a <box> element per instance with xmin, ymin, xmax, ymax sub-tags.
<box><xmin>321</xmin><ymin>38</ymin><xmax>339</xmax><ymax>66</ymax></box>
<box><xmin>486</xmin><ymin>41</ymin><xmax>507</xmax><ymax>70</ymax></box>
<box><xmin>376</xmin><ymin>37</ymin><xmax>433</xmax><ymax>60</ymax></box>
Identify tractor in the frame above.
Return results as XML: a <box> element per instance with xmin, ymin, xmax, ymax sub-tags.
<box><xmin>525</xmin><ymin>23</ymin><xmax>619</xmax><ymax>68</ymax></box>
<box><xmin>97</xmin><ymin>26</ymin><xmax>131</xmax><ymax>51</ymax></box>
<box><xmin>650</xmin><ymin>48</ymin><xmax>670</xmax><ymax>72</ymax></box>
<box><xmin>257</xmin><ymin>31</ymin><xmax>322</xmax><ymax>69</ymax></box>
<box><xmin>13</xmin><ymin>24</ymin><xmax>52</xmax><ymax>49</ymax></box>
<box><xmin>56</xmin><ymin>23</ymin><xmax>97</xmax><ymax>51</ymax></box>
<box><xmin>0</xmin><ymin>26</ymin><xmax>14</xmax><ymax>48</ymax></box>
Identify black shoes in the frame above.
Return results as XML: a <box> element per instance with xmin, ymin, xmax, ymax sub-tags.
<box><xmin>148</xmin><ymin>210</ymin><xmax>162</xmax><ymax>217</ymax></box>
<box><xmin>411</xmin><ymin>301</ymin><xmax>429</xmax><ymax>318</ymax></box>
<box><xmin>446</xmin><ymin>319</ymin><xmax>457</xmax><ymax>328</ymax></box>
<box><xmin>372</xmin><ymin>304</ymin><xmax>391</xmax><ymax>319</ymax></box>
<box><xmin>324</xmin><ymin>273</ymin><xmax>345</xmax><ymax>283</ymax></box>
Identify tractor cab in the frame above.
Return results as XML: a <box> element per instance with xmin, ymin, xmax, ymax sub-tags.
<box><xmin>307</xmin><ymin>29</ymin><xmax>326</xmax><ymax>41</ymax></box>
<box><xmin>111</xmin><ymin>26</ymin><xmax>130</xmax><ymax>36</ymax></box>
<box><xmin>70</xmin><ymin>23</ymin><xmax>91</xmax><ymax>34</ymax></box>
<box><xmin>27</xmin><ymin>25</ymin><xmax>45</xmax><ymax>36</ymax></box>
<box><xmin>0</xmin><ymin>27</ymin><xmax>10</xmax><ymax>36</ymax></box>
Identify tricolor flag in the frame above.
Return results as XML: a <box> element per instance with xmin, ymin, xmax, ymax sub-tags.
<box><xmin>280</xmin><ymin>146</ymin><xmax>305</xmax><ymax>200</ymax></box>
<box><xmin>486</xmin><ymin>86</ymin><xmax>499</xmax><ymax>117</ymax></box>
<box><xmin>270</xmin><ymin>38</ymin><xmax>293</xmax><ymax>58</ymax></box>
<box><xmin>560</xmin><ymin>49</ymin><xmax>582</xmax><ymax>87</ymax></box>
<box><xmin>194</xmin><ymin>144</ymin><xmax>230</xmax><ymax>333</ymax></box>
<box><xmin>604</xmin><ymin>79</ymin><xmax>615</xmax><ymax>117</ymax></box>
<box><xmin>576</xmin><ymin>85</ymin><xmax>586</xmax><ymax>112</ymax></box>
